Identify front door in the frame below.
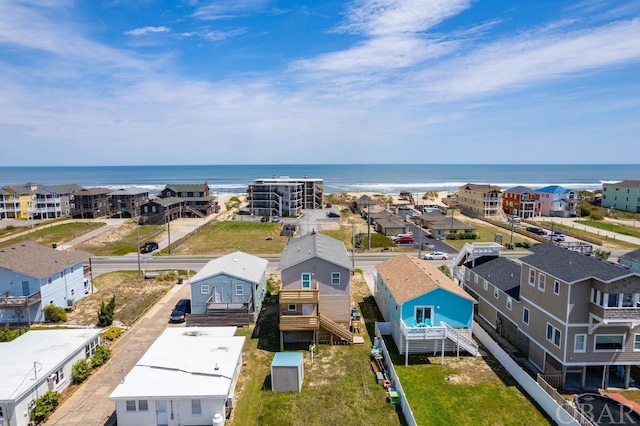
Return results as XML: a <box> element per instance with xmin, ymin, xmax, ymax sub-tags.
<box><xmin>22</xmin><ymin>281</ymin><xmax>30</xmax><ymax>296</ymax></box>
<box><xmin>415</xmin><ymin>307</ymin><xmax>432</xmax><ymax>325</ymax></box>
<box><xmin>156</xmin><ymin>400</ymin><xmax>168</xmax><ymax>426</ymax></box>
<box><xmin>214</xmin><ymin>286</ymin><xmax>223</xmax><ymax>303</ymax></box>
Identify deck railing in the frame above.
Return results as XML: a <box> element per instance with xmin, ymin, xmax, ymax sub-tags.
<box><xmin>279</xmin><ymin>315</ymin><xmax>320</xmax><ymax>330</ymax></box>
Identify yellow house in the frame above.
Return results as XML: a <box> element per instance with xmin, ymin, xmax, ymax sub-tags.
<box><xmin>458</xmin><ymin>183</ymin><xmax>502</xmax><ymax>218</ymax></box>
<box><xmin>1</xmin><ymin>185</ymin><xmax>35</xmax><ymax>219</ymax></box>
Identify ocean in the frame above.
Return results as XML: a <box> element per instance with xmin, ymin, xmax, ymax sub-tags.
<box><xmin>0</xmin><ymin>164</ymin><xmax>638</xmax><ymax>195</ymax></box>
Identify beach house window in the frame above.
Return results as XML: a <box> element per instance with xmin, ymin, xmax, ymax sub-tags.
<box><xmin>538</xmin><ymin>274</ymin><xmax>546</xmax><ymax>292</ymax></box>
<box><xmin>546</xmin><ymin>323</ymin><xmax>561</xmax><ymax>347</ymax></box>
<box><xmin>506</xmin><ymin>297</ymin><xmax>512</xmax><ymax>310</ymax></box>
<box><xmin>493</xmin><ymin>287</ymin><xmax>499</xmax><ymax>299</ymax></box>
<box><xmin>528</xmin><ymin>270</ymin><xmax>535</xmax><ymax>286</ymax></box>
<box><xmin>574</xmin><ymin>334</ymin><xmax>586</xmax><ymax>353</ymax></box>
<box><xmin>474</xmin><ymin>274</ymin><xmax>479</xmax><ymax>284</ymax></box>
<box><xmin>126</xmin><ymin>400</ymin><xmax>136</xmax><ymax>412</ymax></box>
<box><xmin>483</xmin><ymin>279</ymin><xmax>488</xmax><ymax>291</ymax></box>
<box><xmin>553</xmin><ymin>280</ymin><xmax>560</xmax><ymax>295</ymax></box>
<box><xmin>288</xmin><ymin>304</ymin><xmax>296</xmax><ymax>312</ymax></box>
<box><xmin>634</xmin><ymin>334</ymin><xmax>640</xmax><ymax>351</ymax></box>
<box><xmin>138</xmin><ymin>400</ymin><xmax>148</xmax><ymax>411</ymax></box>
<box><xmin>607</xmin><ymin>293</ymin><xmax>619</xmax><ymax>307</ymax></box>
<box><xmin>622</xmin><ymin>293</ymin><xmax>634</xmax><ymax>307</ymax></box>
<box><xmin>301</xmin><ymin>273</ymin><xmax>311</xmax><ymax>289</ymax></box>
<box><xmin>0</xmin><ymin>406</ymin><xmax>3</xmax><ymax>418</ymax></box>
<box><xmin>235</xmin><ymin>284</ymin><xmax>244</xmax><ymax>296</ymax></box>
<box><xmin>595</xmin><ymin>335</ymin><xmax>624</xmax><ymax>351</ymax></box>
<box><xmin>523</xmin><ymin>307</ymin><xmax>529</xmax><ymax>325</ymax></box>
<box><xmin>201</xmin><ymin>285</ymin><xmax>210</xmax><ymax>295</ymax></box>
<box><xmin>331</xmin><ymin>272</ymin><xmax>340</xmax><ymax>286</ymax></box>
<box><xmin>465</xmin><ymin>269</ymin><xmax>470</xmax><ymax>280</ymax></box>
<box><xmin>192</xmin><ymin>399</ymin><xmax>202</xmax><ymax>416</ymax></box>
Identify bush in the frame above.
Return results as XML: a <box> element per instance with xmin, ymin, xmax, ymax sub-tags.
<box><xmin>458</xmin><ymin>232</ymin><xmax>478</xmax><ymax>240</ymax></box>
<box><xmin>30</xmin><ymin>391</ymin><xmax>60</xmax><ymax>423</ymax></box>
<box><xmin>102</xmin><ymin>326</ymin><xmax>122</xmax><ymax>342</ymax></box>
<box><xmin>593</xmin><ymin>249</ymin><xmax>611</xmax><ymax>260</ymax></box>
<box><xmin>438</xmin><ymin>265</ymin><xmax>452</xmax><ymax>279</ymax></box>
<box><xmin>43</xmin><ymin>305</ymin><xmax>67</xmax><ymax>323</ymax></box>
<box><xmin>0</xmin><ymin>324</ymin><xmax>28</xmax><ymax>342</ymax></box>
<box><xmin>515</xmin><ymin>241</ymin><xmax>533</xmax><ymax>249</ymax></box>
<box><xmin>504</xmin><ymin>243</ymin><xmax>515</xmax><ymax>250</ymax></box>
<box><xmin>91</xmin><ymin>345</ymin><xmax>112</xmax><ymax>367</ymax></box>
<box><xmin>590</xmin><ymin>213</ymin><xmax>604</xmax><ymax>220</ymax></box>
<box><xmin>445</xmin><ymin>233</ymin><xmax>458</xmax><ymax>240</ymax></box>
<box><xmin>97</xmin><ymin>295</ymin><xmax>116</xmax><ymax>327</ymax></box>
<box><xmin>71</xmin><ymin>358</ymin><xmax>92</xmax><ymax>384</ymax></box>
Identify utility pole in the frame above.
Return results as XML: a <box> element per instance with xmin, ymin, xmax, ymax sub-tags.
<box><xmin>136</xmin><ymin>216</ymin><xmax>141</xmax><ymax>275</ymax></box>
<box><xmin>351</xmin><ymin>224</ymin><xmax>355</xmax><ymax>271</ymax></box>
<box><xmin>367</xmin><ymin>201</ymin><xmax>371</xmax><ymax>251</ymax></box>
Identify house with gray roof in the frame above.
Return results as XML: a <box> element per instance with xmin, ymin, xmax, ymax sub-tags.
<box><xmin>159</xmin><ymin>183</ymin><xmax>219</xmax><ymax>219</ymax></box>
<box><xmin>188</xmin><ymin>252</ymin><xmax>268</xmax><ymax>324</ymax></box>
<box><xmin>461</xmin><ymin>243</ymin><xmax>640</xmax><ymax>391</ymax></box>
<box><xmin>619</xmin><ymin>248</ymin><xmax>640</xmax><ymax>272</ymax></box>
<box><xmin>278</xmin><ymin>232</ymin><xmax>362</xmax><ymax>350</ymax></box>
<box><xmin>71</xmin><ymin>187</ymin><xmax>112</xmax><ymax>218</ymax></box>
<box><xmin>0</xmin><ymin>241</ymin><xmax>92</xmax><ymax>325</ymax></box>
<box><xmin>502</xmin><ymin>185</ymin><xmax>541</xmax><ymax>218</ymax></box>
<box><xmin>109</xmin><ymin>187</ymin><xmax>149</xmax><ymax>218</ymax></box>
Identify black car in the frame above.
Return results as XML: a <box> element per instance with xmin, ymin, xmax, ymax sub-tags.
<box><xmin>326</xmin><ymin>212</ymin><xmax>340</xmax><ymax>218</ymax></box>
<box><xmin>140</xmin><ymin>241</ymin><xmax>159</xmax><ymax>253</ymax></box>
<box><xmin>526</xmin><ymin>226</ymin><xmax>547</xmax><ymax>236</ymax></box>
<box><xmin>170</xmin><ymin>299</ymin><xmax>191</xmax><ymax>322</ymax></box>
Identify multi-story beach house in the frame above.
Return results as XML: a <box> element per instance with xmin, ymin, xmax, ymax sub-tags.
<box><xmin>0</xmin><ymin>185</ymin><xmax>34</xmax><ymax>219</ymax></box>
<box><xmin>277</xmin><ymin>232</ymin><xmax>362</xmax><ymax>351</ymax></box>
<box><xmin>246</xmin><ymin>176</ymin><xmax>323</xmax><ymax>217</ymax></box>
<box><xmin>536</xmin><ymin>185</ymin><xmax>578</xmax><ymax>217</ymax></box>
<box><xmin>109</xmin><ymin>187</ymin><xmax>149</xmax><ymax>218</ymax></box>
<box><xmin>460</xmin><ymin>243</ymin><xmax>640</xmax><ymax>390</ymax></box>
<box><xmin>502</xmin><ymin>186</ymin><xmax>541</xmax><ymax>218</ymax></box>
<box><xmin>160</xmin><ymin>183</ymin><xmax>219</xmax><ymax>218</ymax></box>
<box><xmin>71</xmin><ymin>187</ymin><xmax>112</xmax><ymax>218</ymax></box>
<box><xmin>0</xmin><ymin>183</ymin><xmax>82</xmax><ymax>220</ymax></box>
<box><xmin>458</xmin><ymin>183</ymin><xmax>503</xmax><ymax>218</ymax></box>
<box><xmin>602</xmin><ymin>180</ymin><xmax>640</xmax><ymax>213</ymax></box>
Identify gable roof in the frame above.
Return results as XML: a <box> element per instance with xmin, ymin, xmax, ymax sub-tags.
<box><xmin>76</xmin><ymin>187</ymin><xmax>112</xmax><ymax>196</ymax></box>
<box><xmin>45</xmin><ymin>183</ymin><xmax>84</xmax><ymax>194</ymax></box>
<box><xmin>0</xmin><ymin>241</ymin><xmax>91</xmax><ymax>278</ymax></box>
<box><xmin>464</xmin><ymin>256</ymin><xmax>521</xmax><ymax>300</ymax></box>
<box><xmin>278</xmin><ymin>232</ymin><xmax>352</xmax><ymax>272</ymax></box>
<box><xmin>460</xmin><ymin>183</ymin><xmax>501</xmax><ymax>193</ymax></box>
<box><xmin>163</xmin><ymin>183</ymin><xmax>209</xmax><ymax>193</ymax></box>
<box><xmin>190</xmin><ymin>251</ymin><xmax>268</xmax><ymax>284</ymax></box>
<box><xmin>619</xmin><ymin>248</ymin><xmax>640</xmax><ymax>264</ymax></box>
<box><xmin>109</xmin><ymin>187</ymin><xmax>149</xmax><ymax>196</ymax></box>
<box><xmin>536</xmin><ymin>185</ymin><xmax>575</xmax><ymax>194</ymax></box>
<box><xmin>523</xmin><ymin>244</ymin><xmax>638</xmax><ymax>283</ymax></box>
<box><xmin>504</xmin><ymin>185</ymin><xmax>537</xmax><ymax>195</ymax></box>
<box><xmin>376</xmin><ymin>254</ymin><xmax>475</xmax><ymax>304</ymax></box>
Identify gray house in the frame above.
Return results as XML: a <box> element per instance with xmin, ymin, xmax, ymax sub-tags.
<box><xmin>188</xmin><ymin>252</ymin><xmax>268</xmax><ymax>323</ymax></box>
<box><xmin>619</xmin><ymin>248</ymin><xmax>640</xmax><ymax>272</ymax></box>
<box><xmin>278</xmin><ymin>232</ymin><xmax>363</xmax><ymax>350</ymax></box>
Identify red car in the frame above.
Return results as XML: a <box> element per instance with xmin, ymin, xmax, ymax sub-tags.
<box><xmin>395</xmin><ymin>235</ymin><xmax>414</xmax><ymax>244</ymax></box>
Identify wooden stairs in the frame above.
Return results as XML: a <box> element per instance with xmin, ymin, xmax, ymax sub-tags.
<box><xmin>319</xmin><ymin>314</ymin><xmax>364</xmax><ymax>345</ymax></box>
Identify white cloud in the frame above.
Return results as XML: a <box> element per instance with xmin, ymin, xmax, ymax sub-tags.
<box><xmin>193</xmin><ymin>0</ymin><xmax>271</xmax><ymax>20</ymax></box>
<box><xmin>178</xmin><ymin>28</ymin><xmax>247</xmax><ymax>42</ymax></box>
<box><xmin>124</xmin><ymin>26</ymin><xmax>170</xmax><ymax>36</ymax></box>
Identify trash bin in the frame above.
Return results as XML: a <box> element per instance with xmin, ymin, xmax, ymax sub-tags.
<box><xmin>177</xmin><ymin>277</ymin><xmax>183</xmax><ymax>284</ymax></box>
<box><xmin>52</xmin><ymin>243</ymin><xmax>57</xmax><ymax>249</ymax></box>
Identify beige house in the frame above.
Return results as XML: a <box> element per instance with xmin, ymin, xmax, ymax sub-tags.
<box><xmin>458</xmin><ymin>183</ymin><xmax>502</xmax><ymax>218</ymax></box>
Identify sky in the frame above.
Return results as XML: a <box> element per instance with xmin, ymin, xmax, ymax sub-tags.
<box><xmin>1</xmin><ymin>0</ymin><xmax>639</xmax><ymax>166</ymax></box>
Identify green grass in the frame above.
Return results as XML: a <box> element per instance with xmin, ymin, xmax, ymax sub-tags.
<box><xmin>0</xmin><ymin>222</ymin><xmax>106</xmax><ymax>248</ymax></box>
<box><xmin>574</xmin><ymin>219</ymin><xmax>640</xmax><ymax>238</ymax></box>
<box><xmin>75</xmin><ymin>222</ymin><xmax>165</xmax><ymax>256</ymax></box>
<box><xmin>542</xmin><ymin>222</ymin><xmax>640</xmax><ymax>250</ymax></box>
<box><xmin>444</xmin><ymin>218</ymin><xmax>534</xmax><ymax>251</ymax></box>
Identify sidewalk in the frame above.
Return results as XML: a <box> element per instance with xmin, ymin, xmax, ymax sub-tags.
<box><xmin>44</xmin><ymin>282</ymin><xmax>191</xmax><ymax>426</ymax></box>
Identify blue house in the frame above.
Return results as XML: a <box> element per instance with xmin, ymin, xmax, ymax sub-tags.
<box><xmin>374</xmin><ymin>254</ymin><xmax>478</xmax><ymax>364</ymax></box>
<box><xmin>189</xmin><ymin>251</ymin><xmax>268</xmax><ymax>323</ymax></box>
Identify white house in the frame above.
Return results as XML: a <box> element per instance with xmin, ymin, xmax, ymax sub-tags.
<box><xmin>0</xmin><ymin>241</ymin><xmax>92</xmax><ymax>325</ymax></box>
<box><xmin>109</xmin><ymin>327</ymin><xmax>245</xmax><ymax>426</ymax></box>
<box><xmin>0</xmin><ymin>328</ymin><xmax>102</xmax><ymax>426</ymax></box>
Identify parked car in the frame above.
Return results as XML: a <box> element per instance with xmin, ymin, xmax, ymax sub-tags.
<box><xmin>326</xmin><ymin>203</ymin><xmax>332</xmax><ymax>208</ymax></box>
<box><xmin>391</xmin><ymin>233</ymin><xmax>411</xmax><ymax>242</ymax></box>
<box><xmin>140</xmin><ymin>241</ymin><xmax>158</xmax><ymax>253</ymax></box>
<box><xmin>395</xmin><ymin>235</ymin><xmax>414</xmax><ymax>244</ymax></box>
<box><xmin>261</xmin><ymin>216</ymin><xmax>269</xmax><ymax>222</ymax></box>
<box><xmin>423</xmin><ymin>251</ymin><xmax>448</xmax><ymax>260</ymax></box>
<box><xmin>170</xmin><ymin>299</ymin><xmax>191</xmax><ymax>323</ymax></box>
<box><xmin>271</xmin><ymin>215</ymin><xmax>280</xmax><ymax>222</ymax></box>
<box><xmin>526</xmin><ymin>226</ymin><xmax>547</xmax><ymax>236</ymax></box>
<box><xmin>508</xmin><ymin>215</ymin><xmax>521</xmax><ymax>223</ymax></box>
<box><xmin>547</xmin><ymin>232</ymin><xmax>565</xmax><ymax>242</ymax></box>
<box><xmin>327</xmin><ymin>212</ymin><xmax>340</xmax><ymax>218</ymax></box>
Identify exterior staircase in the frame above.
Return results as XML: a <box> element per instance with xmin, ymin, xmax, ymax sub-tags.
<box><xmin>183</xmin><ymin>205</ymin><xmax>205</xmax><ymax>218</ymax></box>
<box><xmin>442</xmin><ymin>322</ymin><xmax>478</xmax><ymax>356</ymax></box>
<box><xmin>319</xmin><ymin>314</ymin><xmax>364</xmax><ymax>345</ymax></box>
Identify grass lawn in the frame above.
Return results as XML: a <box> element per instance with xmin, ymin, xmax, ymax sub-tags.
<box><xmin>75</xmin><ymin>221</ymin><xmax>166</xmax><ymax>256</ymax></box>
<box><xmin>0</xmin><ymin>221</ymin><xmax>106</xmax><ymax>248</ymax></box>
<box><xmin>445</xmin><ymin>216</ymin><xmax>535</xmax><ymax>251</ymax></box>
<box><xmin>542</xmin><ymin>222</ymin><xmax>639</xmax><ymax>250</ymax></box>
<box><xmin>171</xmin><ymin>221</ymin><xmax>289</xmax><ymax>255</ymax></box>
<box><xmin>574</xmin><ymin>219</ymin><xmax>640</xmax><ymax>239</ymax></box>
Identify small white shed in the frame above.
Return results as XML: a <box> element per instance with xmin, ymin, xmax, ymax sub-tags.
<box><xmin>271</xmin><ymin>352</ymin><xmax>304</xmax><ymax>392</ymax></box>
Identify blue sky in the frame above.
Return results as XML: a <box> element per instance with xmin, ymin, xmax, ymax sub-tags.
<box><xmin>1</xmin><ymin>0</ymin><xmax>639</xmax><ymax>166</ymax></box>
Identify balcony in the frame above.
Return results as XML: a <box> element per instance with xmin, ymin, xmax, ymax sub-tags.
<box><xmin>0</xmin><ymin>291</ymin><xmax>42</xmax><ymax>308</ymax></box>
<box><xmin>401</xmin><ymin>320</ymin><xmax>446</xmax><ymax>340</ymax></box>
<box><xmin>279</xmin><ymin>287</ymin><xmax>319</xmax><ymax>305</ymax></box>
<box><xmin>590</xmin><ymin>304</ymin><xmax>640</xmax><ymax>323</ymax></box>
<box><xmin>206</xmin><ymin>296</ymin><xmax>253</xmax><ymax>313</ymax></box>
<box><xmin>279</xmin><ymin>315</ymin><xmax>320</xmax><ymax>330</ymax></box>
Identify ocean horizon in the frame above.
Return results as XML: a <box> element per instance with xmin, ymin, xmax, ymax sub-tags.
<box><xmin>1</xmin><ymin>164</ymin><xmax>638</xmax><ymax>196</ymax></box>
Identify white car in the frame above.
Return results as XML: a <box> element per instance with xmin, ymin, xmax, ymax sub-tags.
<box><xmin>423</xmin><ymin>251</ymin><xmax>448</xmax><ymax>260</ymax></box>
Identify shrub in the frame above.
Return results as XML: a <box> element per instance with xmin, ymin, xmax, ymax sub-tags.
<box><xmin>593</xmin><ymin>249</ymin><xmax>611</xmax><ymax>260</ymax></box>
<box><xmin>515</xmin><ymin>241</ymin><xmax>533</xmax><ymax>249</ymax></box>
<box><xmin>0</xmin><ymin>324</ymin><xmax>28</xmax><ymax>342</ymax></box>
<box><xmin>97</xmin><ymin>295</ymin><xmax>116</xmax><ymax>327</ymax></box>
<box><xmin>71</xmin><ymin>358</ymin><xmax>92</xmax><ymax>384</ymax></box>
<box><xmin>458</xmin><ymin>232</ymin><xmax>478</xmax><ymax>240</ymax></box>
<box><xmin>43</xmin><ymin>305</ymin><xmax>67</xmax><ymax>324</ymax></box>
<box><xmin>91</xmin><ymin>345</ymin><xmax>112</xmax><ymax>367</ymax></box>
<box><xmin>30</xmin><ymin>391</ymin><xmax>60</xmax><ymax>423</ymax></box>
<box><xmin>102</xmin><ymin>326</ymin><xmax>122</xmax><ymax>342</ymax></box>
<box><xmin>438</xmin><ymin>265</ymin><xmax>452</xmax><ymax>279</ymax></box>
<box><xmin>445</xmin><ymin>233</ymin><xmax>458</xmax><ymax>240</ymax></box>
<box><xmin>590</xmin><ymin>213</ymin><xmax>604</xmax><ymax>220</ymax></box>
<box><xmin>504</xmin><ymin>243</ymin><xmax>515</xmax><ymax>250</ymax></box>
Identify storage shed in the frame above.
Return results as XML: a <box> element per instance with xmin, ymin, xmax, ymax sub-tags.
<box><xmin>271</xmin><ymin>352</ymin><xmax>304</xmax><ymax>392</ymax></box>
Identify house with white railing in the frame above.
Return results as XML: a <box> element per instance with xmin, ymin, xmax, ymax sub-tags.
<box><xmin>374</xmin><ymin>254</ymin><xmax>478</xmax><ymax>365</ymax></box>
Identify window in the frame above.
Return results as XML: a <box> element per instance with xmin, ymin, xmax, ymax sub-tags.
<box><xmin>538</xmin><ymin>274</ymin><xmax>546</xmax><ymax>291</ymax></box>
<box><xmin>474</xmin><ymin>274</ymin><xmax>479</xmax><ymax>284</ymax></box>
<box><xmin>634</xmin><ymin>334</ymin><xmax>640</xmax><ymax>352</ymax></box>
<box><xmin>0</xmin><ymin>406</ymin><xmax>3</xmax><ymax>418</ymax></box>
<box><xmin>331</xmin><ymin>272</ymin><xmax>340</xmax><ymax>286</ymax></box>
<box><xmin>574</xmin><ymin>334</ymin><xmax>586</xmax><ymax>353</ymax></box>
<box><xmin>192</xmin><ymin>399</ymin><xmax>202</xmax><ymax>415</ymax></box>
<box><xmin>523</xmin><ymin>308</ymin><xmax>529</xmax><ymax>325</ymax></box>
<box><xmin>546</xmin><ymin>323</ymin><xmax>553</xmax><ymax>341</ymax></box>
<box><xmin>622</xmin><ymin>293</ymin><xmax>634</xmax><ymax>307</ymax></box>
<box><xmin>607</xmin><ymin>293</ymin><xmax>619</xmax><ymax>307</ymax></box>
<box><xmin>236</xmin><ymin>284</ymin><xmax>244</xmax><ymax>296</ymax></box>
<box><xmin>483</xmin><ymin>279</ymin><xmax>488</xmax><ymax>291</ymax></box>
<box><xmin>553</xmin><ymin>280</ymin><xmax>560</xmax><ymax>295</ymax></box>
<box><xmin>201</xmin><ymin>285</ymin><xmax>210</xmax><ymax>295</ymax></box>
<box><xmin>126</xmin><ymin>400</ymin><xmax>137</xmax><ymax>412</ymax></box>
<box><xmin>288</xmin><ymin>304</ymin><xmax>296</xmax><ymax>312</ymax></box>
<box><xmin>138</xmin><ymin>400</ymin><xmax>148</xmax><ymax>411</ymax></box>
<box><xmin>506</xmin><ymin>297</ymin><xmax>512</xmax><ymax>310</ymax></box>
<box><xmin>494</xmin><ymin>287</ymin><xmax>499</xmax><ymax>299</ymax></box>
<box><xmin>595</xmin><ymin>335</ymin><xmax>624</xmax><ymax>351</ymax></box>
<box><xmin>301</xmin><ymin>273</ymin><xmax>311</xmax><ymax>289</ymax></box>
<box><xmin>528</xmin><ymin>270</ymin><xmax>535</xmax><ymax>286</ymax></box>
<box><xmin>465</xmin><ymin>269</ymin><xmax>470</xmax><ymax>280</ymax></box>
<box><xmin>546</xmin><ymin>323</ymin><xmax>561</xmax><ymax>347</ymax></box>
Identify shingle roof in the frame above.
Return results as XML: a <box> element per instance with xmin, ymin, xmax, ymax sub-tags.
<box><xmin>606</xmin><ymin>180</ymin><xmax>640</xmax><ymax>188</ymax></box>
<box><xmin>465</xmin><ymin>256</ymin><xmax>521</xmax><ymax>300</ymax></box>
<box><xmin>461</xmin><ymin>183</ymin><xmax>501</xmax><ymax>192</ymax></box>
<box><xmin>77</xmin><ymin>187</ymin><xmax>112</xmax><ymax>195</ymax></box>
<box><xmin>109</xmin><ymin>187</ymin><xmax>149</xmax><ymax>196</ymax></box>
<box><xmin>278</xmin><ymin>232</ymin><xmax>352</xmax><ymax>272</ymax></box>
<box><xmin>619</xmin><ymin>248</ymin><xmax>640</xmax><ymax>263</ymax></box>
<box><xmin>376</xmin><ymin>254</ymin><xmax>475</xmax><ymax>304</ymax></box>
<box><xmin>45</xmin><ymin>184</ymin><xmax>84</xmax><ymax>194</ymax></box>
<box><xmin>191</xmin><ymin>251</ymin><xmax>268</xmax><ymax>284</ymax></box>
<box><xmin>0</xmin><ymin>241</ymin><xmax>92</xmax><ymax>279</ymax></box>
<box><xmin>163</xmin><ymin>183</ymin><xmax>209</xmax><ymax>192</ymax></box>
<box><xmin>523</xmin><ymin>244</ymin><xmax>638</xmax><ymax>283</ymax></box>
<box><xmin>504</xmin><ymin>185</ymin><xmax>537</xmax><ymax>195</ymax></box>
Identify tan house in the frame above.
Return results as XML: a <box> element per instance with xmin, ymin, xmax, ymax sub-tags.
<box><xmin>458</xmin><ymin>183</ymin><xmax>502</xmax><ymax>218</ymax></box>
<box><xmin>277</xmin><ymin>232</ymin><xmax>363</xmax><ymax>350</ymax></box>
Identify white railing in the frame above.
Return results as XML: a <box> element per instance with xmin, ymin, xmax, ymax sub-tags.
<box><xmin>442</xmin><ymin>322</ymin><xmax>478</xmax><ymax>356</ymax></box>
<box><xmin>400</xmin><ymin>320</ymin><xmax>446</xmax><ymax>340</ymax></box>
